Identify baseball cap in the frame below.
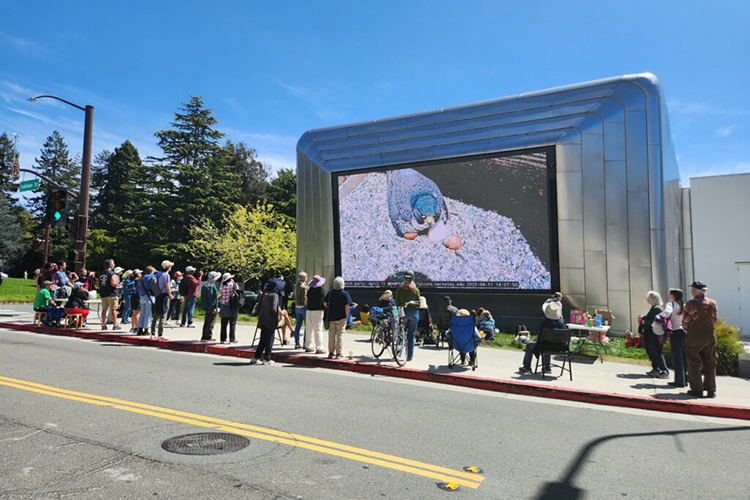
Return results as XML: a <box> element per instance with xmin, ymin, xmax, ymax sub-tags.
<box><xmin>185</xmin><ymin>266</ymin><xmax>196</xmax><ymax>272</ymax></box>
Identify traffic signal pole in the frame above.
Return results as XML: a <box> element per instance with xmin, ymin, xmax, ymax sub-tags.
<box><xmin>43</xmin><ymin>224</ymin><xmax>50</xmax><ymax>265</ymax></box>
<box><xmin>76</xmin><ymin>105</ymin><xmax>93</xmax><ymax>275</ymax></box>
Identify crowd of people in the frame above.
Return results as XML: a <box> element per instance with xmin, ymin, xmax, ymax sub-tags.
<box><xmin>32</xmin><ymin>260</ymin><xmax>722</xmax><ymax>396</ymax></box>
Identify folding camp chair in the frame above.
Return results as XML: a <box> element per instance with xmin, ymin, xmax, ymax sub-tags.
<box><xmin>250</xmin><ymin>322</ymin><xmax>284</xmax><ymax>347</ymax></box>
<box><xmin>534</xmin><ymin>328</ymin><xmax>573</xmax><ymax>380</ymax></box>
<box><xmin>447</xmin><ymin>314</ymin><xmax>478</xmax><ymax>370</ymax></box>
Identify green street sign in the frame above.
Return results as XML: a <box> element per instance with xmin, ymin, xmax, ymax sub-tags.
<box><xmin>19</xmin><ymin>179</ymin><xmax>40</xmax><ymax>192</ymax></box>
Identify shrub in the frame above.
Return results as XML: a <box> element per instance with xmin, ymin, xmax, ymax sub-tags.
<box><xmin>715</xmin><ymin>319</ymin><xmax>744</xmax><ymax>376</ymax></box>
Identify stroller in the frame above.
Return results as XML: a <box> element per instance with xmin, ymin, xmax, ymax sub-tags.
<box><xmin>447</xmin><ymin>314</ymin><xmax>479</xmax><ymax>370</ymax></box>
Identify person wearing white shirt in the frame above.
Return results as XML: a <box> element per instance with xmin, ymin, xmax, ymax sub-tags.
<box><xmin>664</xmin><ymin>288</ymin><xmax>687</xmax><ymax>388</ymax></box>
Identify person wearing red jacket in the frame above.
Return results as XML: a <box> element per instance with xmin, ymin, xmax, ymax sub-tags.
<box><xmin>179</xmin><ymin>266</ymin><xmax>203</xmax><ymax>328</ymax></box>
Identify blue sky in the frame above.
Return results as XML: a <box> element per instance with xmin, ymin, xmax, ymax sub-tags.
<box><xmin>1</xmin><ymin>1</ymin><xmax>748</xmax><ymax>186</ymax></box>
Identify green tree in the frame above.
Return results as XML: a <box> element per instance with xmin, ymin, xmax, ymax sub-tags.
<box><xmin>265</xmin><ymin>168</ymin><xmax>296</xmax><ymax>226</ymax></box>
<box><xmin>0</xmin><ymin>195</ymin><xmax>23</xmax><ymax>268</ymax></box>
<box><xmin>153</xmin><ymin>96</ymin><xmax>240</xmax><ymax>262</ymax></box>
<box><xmin>191</xmin><ymin>203</ymin><xmax>296</xmax><ymax>285</ymax></box>
<box><xmin>0</xmin><ymin>132</ymin><xmax>19</xmax><ymax>200</ymax></box>
<box><xmin>226</xmin><ymin>140</ymin><xmax>269</xmax><ymax>207</ymax></box>
<box><xmin>28</xmin><ymin>131</ymin><xmax>80</xmax><ymax>218</ymax></box>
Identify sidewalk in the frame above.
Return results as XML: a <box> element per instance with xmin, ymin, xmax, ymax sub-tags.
<box><xmin>3</xmin><ymin>311</ymin><xmax>750</xmax><ymax>421</ymax></box>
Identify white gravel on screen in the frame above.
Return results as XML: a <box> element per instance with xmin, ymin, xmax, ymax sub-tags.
<box><xmin>339</xmin><ymin>172</ymin><xmax>551</xmax><ymax>288</ymax></box>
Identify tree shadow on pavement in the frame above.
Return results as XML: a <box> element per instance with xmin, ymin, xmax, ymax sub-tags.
<box><xmin>534</xmin><ymin>426</ymin><xmax>750</xmax><ymax>500</ymax></box>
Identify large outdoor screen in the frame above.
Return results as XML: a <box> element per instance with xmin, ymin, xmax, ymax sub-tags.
<box><xmin>335</xmin><ymin>149</ymin><xmax>556</xmax><ymax>291</ymax></box>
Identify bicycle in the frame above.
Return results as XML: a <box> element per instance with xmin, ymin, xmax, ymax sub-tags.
<box><xmin>370</xmin><ymin>301</ymin><xmax>417</xmax><ymax>367</ymax></box>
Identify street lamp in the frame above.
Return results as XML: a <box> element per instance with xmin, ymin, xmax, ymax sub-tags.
<box><xmin>28</xmin><ymin>95</ymin><xmax>93</xmax><ymax>275</ymax></box>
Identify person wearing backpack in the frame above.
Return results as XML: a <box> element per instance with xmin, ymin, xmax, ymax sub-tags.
<box><xmin>150</xmin><ymin>260</ymin><xmax>174</xmax><ymax>340</ymax></box>
<box><xmin>137</xmin><ymin>265</ymin><xmax>156</xmax><ymax>336</ymax></box>
<box><xmin>99</xmin><ymin>259</ymin><xmax>122</xmax><ymax>331</ymax></box>
<box><xmin>200</xmin><ymin>271</ymin><xmax>221</xmax><ymax>341</ymax></box>
<box><xmin>180</xmin><ymin>266</ymin><xmax>202</xmax><ymax>328</ymax></box>
<box><xmin>218</xmin><ymin>272</ymin><xmax>240</xmax><ymax>344</ymax></box>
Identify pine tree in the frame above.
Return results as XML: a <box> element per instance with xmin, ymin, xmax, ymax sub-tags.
<box><xmin>265</xmin><ymin>168</ymin><xmax>297</xmax><ymax>227</ymax></box>
<box><xmin>0</xmin><ymin>194</ymin><xmax>23</xmax><ymax>268</ymax></box>
<box><xmin>0</xmin><ymin>132</ymin><xmax>19</xmax><ymax>201</ymax></box>
<box><xmin>226</xmin><ymin>140</ymin><xmax>269</xmax><ymax>207</ymax></box>
<box><xmin>28</xmin><ymin>131</ymin><xmax>80</xmax><ymax>218</ymax></box>
<box><xmin>152</xmin><ymin>96</ymin><xmax>239</xmax><ymax>262</ymax></box>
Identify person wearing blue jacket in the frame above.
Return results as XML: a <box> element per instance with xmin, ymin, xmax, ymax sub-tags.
<box><xmin>200</xmin><ymin>271</ymin><xmax>221</xmax><ymax>341</ymax></box>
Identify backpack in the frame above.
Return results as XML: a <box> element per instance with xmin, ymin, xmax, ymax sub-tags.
<box><xmin>178</xmin><ymin>277</ymin><xmax>189</xmax><ymax>296</ymax></box>
<box><xmin>147</xmin><ymin>272</ymin><xmax>162</xmax><ymax>297</ymax></box>
<box><xmin>230</xmin><ymin>286</ymin><xmax>245</xmax><ymax>310</ymax></box>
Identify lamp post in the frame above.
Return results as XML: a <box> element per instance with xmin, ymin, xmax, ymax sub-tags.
<box><xmin>28</xmin><ymin>95</ymin><xmax>93</xmax><ymax>275</ymax></box>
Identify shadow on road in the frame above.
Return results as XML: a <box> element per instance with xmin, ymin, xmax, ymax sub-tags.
<box><xmin>534</xmin><ymin>425</ymin><xmax>750</xmax><ymax>500</ymax></box>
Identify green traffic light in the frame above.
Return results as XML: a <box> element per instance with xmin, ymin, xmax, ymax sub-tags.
<box><xmin>54</xmin><ymin>212</ymin><xmax>62</xmax><ymax>221</ymax></box>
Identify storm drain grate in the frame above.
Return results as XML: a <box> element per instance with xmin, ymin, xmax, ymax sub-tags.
<box><xmin>161</xmin><ymin>432</ymin><xmax>250</xmax><ymax>455</ymax></box>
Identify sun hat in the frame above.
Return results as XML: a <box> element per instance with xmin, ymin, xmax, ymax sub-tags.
<box><xmin>553</xmin><ymin>292</ymin><xmax>562</xmax><ymax>299</ymax></box>
<box><xmin>133</xmin><ymin>269</ymin><xmax>142</xmax><ymax>275</ymax></box>
<box><xmin>456</xmin><ymin>309</ymin><xmax>471</xmax><ymax>317</ymax></box>
<box><xmin>161</xmin><ymin>260</ymin><xmax>174</xmax><ymax>269</ymax></box>
<box><xmin>42</xmin><ymin>280</ymin><xmax>53</xmax><ymax>287</ymax></box>
<box><xmin>221</xmin><ymin>272</ymin><xmax>234</xmax><ymax>282</ymax></box>
<box><xmin>309</xmin><ymin>275</ymin><xmax>326</xmax><ymax>288</ymax></box>
<box><xmin>185</xmin><ymin>266</ymin><xmax>196</xmax><ymax>272</ymax></box>
<box><xmin>263</xmin><ymin>281</ymin><xmax>277</xmax><ymax>293</ymax></box>
<box><xmin>114</xmin><ymin>266</ymin><xmax>123</xmax><ymax>274</ymax></box>
<box><xmin>73</xmin><ymin>281</ymin><xmax>84</xmax><ymax>288</ymax></box>
<box><xmin>542</xmin><ymin>300</ymin><xmax>562</xmax><ymax>320</ymax></box>
<box><xmin>122</xmin><ymin>270</ymin><xmax>133</xmax><ymax>278</ymax></box>
<box><xmin>207</xmin><ymin>271</ymin><xmax>221</xmax><ymax>282</ymax></box>
<box><xmin>379</xmin><ymin>290</ymin><xmax>393</xmax><ymax>300</ymax></box>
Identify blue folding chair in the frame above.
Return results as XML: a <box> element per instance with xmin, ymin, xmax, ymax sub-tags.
<box><xmin>447</xmin><ymin>315</ymin><xmax>479</xmax><ymax>370</ymax></box>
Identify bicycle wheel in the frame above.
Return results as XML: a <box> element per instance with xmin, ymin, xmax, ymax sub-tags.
<box><xmin>371</xmin><ymin>323</ymin><xmax>386</xmax><ymax>358</ymax></box>
<box><xmin>392</xmin><ymin>326</ymin><xmax>407</xmax><ymax>366</ymax></box>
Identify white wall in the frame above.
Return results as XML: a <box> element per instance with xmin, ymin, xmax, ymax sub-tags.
<box><xmin>689</xmin><ymin>173</ymin><xmax>750</xmax><ymax>335</ymax></box>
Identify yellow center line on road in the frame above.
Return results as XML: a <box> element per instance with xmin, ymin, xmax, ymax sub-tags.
<box><xmin>0</xmin><ymin>375</ymin><xmax>483</xmax><ymax>489</ymax></box>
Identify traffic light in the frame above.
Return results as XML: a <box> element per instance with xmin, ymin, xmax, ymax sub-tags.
<box><xmin>47</xmin><ymin>187</ymin><xmax>68</xmax><ymax>226</ymax></box>
<box><xmin>65</xmin><ymin>215</ymin><xmax>78</xmax><ymax>240</ymax></box>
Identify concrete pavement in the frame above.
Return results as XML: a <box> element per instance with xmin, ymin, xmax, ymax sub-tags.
<box><xmin>2</xmin><ymin>305</ymin><xmax>749</xmax><ymax>420</ymax></box>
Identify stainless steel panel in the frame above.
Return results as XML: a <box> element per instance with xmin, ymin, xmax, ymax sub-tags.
<box><xmin>603</xmin><ymin>121</ymin><xmax>626</xmax><ymax>161</ymax></box>
<box><xmin>605</xmin><ymin>224</ymin><xmax>630</xmax><ymax>291</ymax></box>
<box><xmin>623</xmin><ymin>73</ymin><xmax>662</xmax><ymax>96</ymax></box>
<box><xmin>583</xmin><ymin>194</ymin><xmax>606</xmax><ymax>252</ymax></box>
<box><xmin>560</xmin><ymin>267</ymin><xmax>586</xmax><ymax>295</ymax></box>
<box><xmin>625</xmin><ymin>110</ymin><xmax>648</xmax><ymax>192</ymax></box>
<box><xmin>605</xmin><ymin>160</ymin><xmax>628</xmax><ymax>219</ymax></box>
<box><xmin>559</xmin><ymin>128</ymin><xmax>582</xmax><ymax>145</ymax></box>
<box><xmin>594</xmin><ymin>98</ymin><xmax>625</xmax><ymax>122</ymax></box>
<box><xmin>556</xmin><ymin>144</ymin><xmax>582</xmax><ymax>173</ymax></box>
<box><xmin>608</xmin><ymin>82</ymin><xmax>646</xmax><ymax>111</ymax></box>
<box><xmin>629</xmin><ymin>266</ymin><xmax>653</xmax><ymax>328</ymax></box>
<box><xmin>524</xmin><ymin>130</ymin><xmax>565</xmax><ymax>148</ymax></box>
<box><xmin>432</xmin><ymin>141</ymin><xmax>492</xmax><ymax>161</ymax></box>
<box><xmin>558</xmin><ymin>219</ymin><xmax>585</xmax><ymax>269</ymax></box>
<box><xmin>646</xmin><ymin>96</ymin><xmax>661</xmax><ymax>145</ymax></box>
<box><xmin>627</xmin><ymin>191</ymin><xmax>651</xmax><ymax>267</ymax></box>
<box><xmin>484</xmin><ymin>136</ymin><xmax>527</xmax><ymax>154</ymax></box>
<box><xmin>650</xmin><ymin>228</ymin><xmax>668</xmax><ymax>294</ymax></box>
<box><xmin>566</xmin><ymin>294</ymin><xmax>587</xmax><ymax>313</ymax></box>
<box><xmin>552</xmin><ymin>85</ymin><xmax>617</xmax><ymax>105</ymax></box>
<box><xmin>576</xmin><ymin>114</ymin><xmax>604</xmax><ymax>135</ymax></box>
<box><xmin>581</xmin><ymin>134</ymin><xmax>605</xmax><ymax>196</ymax></box>
<box><xmin>648</xmin><ymin>144</ymin><xmax>664</xmax><ymax>230</ymax></box>
<box><xmin>584</xmin><ymin>250</ymin><xmax>608</xmax><ymax>306</ymax></box>
<box><xmin>607</xmin><ymin>290</ymin><xmax>632</xmax><ymax>332</ymax></box>
<box><xmin>556</xmin><ymin>172</ymin><xmax>584</xmax><ymax>221</ymax></box>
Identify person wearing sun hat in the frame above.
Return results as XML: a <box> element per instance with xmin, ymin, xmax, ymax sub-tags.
<box><xmin>518</xmin><ymin>298</ymin><xmax>565</xmax><ymax>374</ymax></box>
<box><xmin>682</xmin><ymin>281</ymin><xmax>719</xmax><ymax>398</ymax></box>
<box><xmin>218</xmin><ymin>272</ymin><xmax>239</xmax><ymax>344</ymax></box>
<box><xmin>200</xmin><ymin>271</ymin><xmax>221</xmax><ymax>341</ymax></box>
<box><xmin>304</xmin><ymin>275</ymin><xmax>327</xmax><ymax>353</ymax></box>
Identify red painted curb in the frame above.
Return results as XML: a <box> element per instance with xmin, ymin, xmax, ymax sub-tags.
<box><xmin>3</xmin><ymin>321</ymin><xmax>749</xmax><ymax>421</ymax></box>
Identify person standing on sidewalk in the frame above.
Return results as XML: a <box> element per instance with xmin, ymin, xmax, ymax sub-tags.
<box><xmin>200</xmin><ymin>271</ymin><xmax>221</xmax><ymax>341</ymax></box>
<box><xmin>304</xmin><ymin>275</ymin><xmax>326</xmax><ymax>354</ymax></box>
<box><xmin>682</xmin><ymin>281</ymin><xmax>719</xmax><ymax>398</ymax></box>
<box><xmin>323</xmin><ymin>277</ymin><xmax>353</xmax><ymax>359</ymax></box>
<box><xmin>150</xmin><ymin>260</ymin><xmax>174</xmax><ymax>340</ymax></box>
<box><xmin>252</xmin><ymin>281</ymin><xmax>280</xmax><ymax>365</ymax></box>
<box><xmin>640</xmin><ymin>291</ymin><xmax>668</xmax><ymax>379</ymax></box>
<box><xmin>180</xmin><ymin>266</ymin><xmax>202</xmax><ymax>328</ymax></box>
<box><xmin>663</xmin><ymin>288</ymin><xmax>687</xmax><ymax>388</ymax></box>
<box><xmin>121</xmin><ymin>270</ymin><xmax>135</xmax><ymax>326</ymax></box>
<box><xmin>99</xmin><ymin>259</ymin><xmax>122</xmax><ymax>331</ymax></box>
<box><xmin>293</xmin><ymin>272</ymin><xmax>308</xmax><ymax>349</ymax></box>
<box><xmin>395</xmin><ymin>271</ymin><xmax>420</xmax><ymax>362</ymax></box>
<box><xmin>137</xmin><ymin>266</ymin><xmax>156</xmax><ymax>336</ymax></box>
<box><xmin>129</xmin><ymin>269</ymin><xmax>142</xmax><ymax>333</ymax></box>
<box><xmin>218</xmin><ymin>273</ymin><xmax>239</xmax><ymax>344</ymax></box>
<box><xmin>167</xmin><ymin>271</ymin><xmax>183</xmax><ymax>325</ymax></box>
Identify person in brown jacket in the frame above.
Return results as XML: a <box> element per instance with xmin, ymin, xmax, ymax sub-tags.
<box><xmin>682</xmin><ymin>281</ymin><xmax>718</xmax><ymax>398</ymax></box>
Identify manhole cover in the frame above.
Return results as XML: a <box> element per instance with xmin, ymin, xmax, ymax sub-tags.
<box><xmin>161</xmin><ymin>432</ymin><xmax>250</xmax><ymax>455</ymax></box>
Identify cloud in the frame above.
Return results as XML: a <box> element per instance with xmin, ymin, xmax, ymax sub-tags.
<box><xmin>275</xmin><ymin>81</ymin><xmax>348</xmax><ymax>121</ymax></box>
<box><xmin>668</xmin><ymin>98</ymin><xmax>746</xmax><ymax>118</ymax></box>
<box><xmin>714</xmin><ymin>124</ymin><xmax>742</xmax><ymax>138</ymax></box>
<box><xmin>0</xmin><ymin>31</ymin><xmax>45</xmax><ymax>55</ymax></box>
<box><xmin>681</xmin><ymin>161</ymin><xmax>750</xmax><ymax>185</ymax></box>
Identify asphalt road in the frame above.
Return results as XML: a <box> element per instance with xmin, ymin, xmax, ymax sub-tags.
<box><xmin>1</xmin><ymin>327</ymin><xmax>749</xmax><ymax>499</ymax></box>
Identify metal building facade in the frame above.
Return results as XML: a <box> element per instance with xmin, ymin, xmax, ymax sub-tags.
<box><xmin>297</xmin><ymin>73</ymin><xmax>682</xmax><ymax>332</ymax></box>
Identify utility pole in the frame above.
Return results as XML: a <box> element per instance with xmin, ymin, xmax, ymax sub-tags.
<box><xmin>43</xmin><ymin>224</ymin><xmax>51</xmax><ymax>264</ymax></box>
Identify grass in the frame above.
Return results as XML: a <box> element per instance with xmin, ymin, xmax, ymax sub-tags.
<box><xmin>0</xmin><ymin>278</ymin><xmax>38</xmax><ymax>303</ymax></box>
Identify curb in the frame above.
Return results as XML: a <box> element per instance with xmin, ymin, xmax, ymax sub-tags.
<box><xmin>3</xmin><ymin>321</ymin><xmax>749</xmax><ymax>421</ymax></box>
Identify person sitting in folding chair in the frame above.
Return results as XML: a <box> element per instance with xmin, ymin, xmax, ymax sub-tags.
<box><xmin>518</xmin><ymin>300</ymin><xmax>565</xmax><ymax>374</ymax></box>
<box><xmin>447</xmin><ymin>309</ymin><xmax>481</xmax><ymax>370</ymax></box>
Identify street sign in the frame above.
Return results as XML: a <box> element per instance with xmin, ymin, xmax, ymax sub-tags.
<box><xmin>19</xmin><ymin>179</ymin><xmax>40</xmax><ymax>192</ymax></box>
<box><xmin>11</xmin><ymin>161</ymin><xmax>20</xmax><ymax>179</ymax></box>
